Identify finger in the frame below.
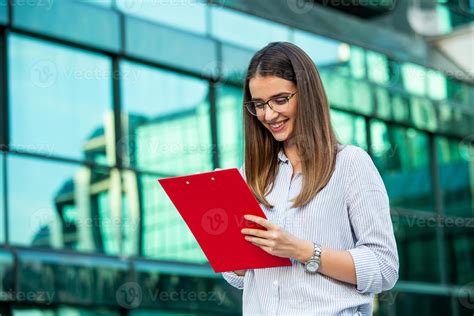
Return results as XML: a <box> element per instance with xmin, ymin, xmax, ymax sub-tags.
<box><xmin>243</xmin><ymin>215</ymin><xmax>276</xmax><ymax>230</ymax></box>
<box><xmin>245</xmin><ymin>236</ymin><xmax>274</xmax><ymax>247</ymax></box>
<box><xmin>214</xmin><ymin>168</ymin><xmax>222</xmax><ymax>171</ymax></box>
<box><xmin>241</xmin><ymin>228</ymin><xmax>271</xmax><ymax>238</ymax></box>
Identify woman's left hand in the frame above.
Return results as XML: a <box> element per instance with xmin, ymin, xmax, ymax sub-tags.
<box><xmin>241</xmin><ymin>214</ymin><xmax>311</xmax><ymax>262</ymax></box>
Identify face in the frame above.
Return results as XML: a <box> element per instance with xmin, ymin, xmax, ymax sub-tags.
<box><xmin>248</xmin><ymin>75</ymin><xmax>298</xmax><ymax>142</ymax></box>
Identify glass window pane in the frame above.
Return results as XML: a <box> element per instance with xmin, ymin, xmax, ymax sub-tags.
<box><xmin>217</xmin><ymin>85</ymin><xmax>243</xmax><ymax>169</ymax></box>
<box><xmin>321</xmin><ymin>73</ymin><xmax>352</xmax><ymax>111</ymax></box>
<box><xmin>371</xmin><ymin>120</ymin><xmax>434</xmax><ymax>212</ymax></box>
<box><xmin>125</xmin><ymin>17</ymin><xmax>217</xmax><ymax>77</ymax></box>
<box><xmin>410</xmin><ymin>97</ymin><xmax>438</xmax><ymax>132</ymax></box>
<box><xmin>383</xmin><ymin>292</ymin><xmax>451</xmax><ymax>315</ymax></box>
<box><xmin>221</xmin><ymin>44</ymin><xmax>253</xmax><ymax>85</ymax></box>
<box><xmin>445</xmin><ymin>224</ymin><xmax>474</xmax><ymax>285</ymax></box>
<box><xmin>120</xmin><ymin>61</ymin><xmax>212</xmax><ymax>174</ymax></box>
<box><xmin>7</xmin><ymin>155</ymin><xmax>137</xmax><ymax>256</ymax></box>
<box><xmin>210</xmin><ymin>7</ymin><xmax>291</xmax><ymax>51</ymax></box>
<box><xmin>374</xmin><ymin>86</ymin><xmax>391</xmax><ymax>120</ymax></box>
<box><xmin>349</xmin><ymin>46</ymin><xmax>366</xmax><ymax>79</ymax></box>
<box><xmin>392</xmin><ymin>94</ymin><xmax>410</xmax><ymax>124</ymax></box>
<box><xmin>13</xmin><ymin>0</ymin><xmax>120</xmax><ymax>52</ymax></box>
<box><xmin>436</xmin><ymin>136</ymin><xmax>474</xmax><ymax>218</ymax></box>
<box><xmin>140</xmin><ymin>173</ymin><xmax>207</xmax><ymax>263</ymax></box>
<box><xmin>447</xmin><ymin>77</ymin><xmax>469</xmax><ymax>104</ymax></box>
<box><xmin>0</xmin><ymin>0</ymin><xmax>7</xmax><ymax>25</ymax></box>
<box><xmin>367</xmin><ymin>50</ymin><xmax>389</xmax><ymax>84</ymax></box>
<box><xmin>395</xmin><ymin>214</ymin><xmax>441</xmax><ymax>283</ymax></box>
<box><xmin>331</xmin><ymin>110</ymin><xmax>367</xmax><ymax>150</ymax></box>
<box><xmin>322</xmin><ymin>72</ymin><xmax>374</xmax><ymax>115</ymax></box>
<box><xmin>117</xmin><ymin>0</ymin><xmax>207</xmax><ymax>35</ymax></box>
<box><xmin>293</xmin><ymin>31</ymin><xmax>347</xmax><ymax>70</ymax></box>
<box><xmin>9</xmin><ymin>34</ymin><xmax>112</xmax><ymax>164</ymax></box>
<box><xmin>350</xmin><ymin>80</ymin><xmax>373</xmax><ymax>115</ymax></box>
<box><xmin>14</xmin><ymin>307</ymin><xmax>120</xmax><ymax>315</ymax></box>
<box><xmin>427</xmin><ymin>70</ymin><xmax>447</xmax><ymax>100</ymax></box>
<box><xmin>0</xmin><ymin>153</ymin><xmax>4</xmax><ymax>244</ymax></box>
<box><xmin>402</xmin><ymin>63</ymin><xmax>426</xmax><ymax>96</ymax></box>
<box><xmin>78</xmin><ymin>0</ymin><xmax>113</xmax><ymax>7</ymax></box>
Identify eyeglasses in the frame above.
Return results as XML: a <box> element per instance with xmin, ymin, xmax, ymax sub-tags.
<box><xmin>244</xmin><ymin>91</ymin><xmax>297</xmax><ymax>116</ymax></box>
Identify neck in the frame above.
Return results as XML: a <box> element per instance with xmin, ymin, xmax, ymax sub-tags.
<box><xmin>283</xmin><ymin>141</ymin><xmax>301</xmax><ymax>168</ymax></box>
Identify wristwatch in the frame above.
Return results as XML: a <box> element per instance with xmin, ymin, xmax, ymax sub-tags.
<box><xmin>304</xmin><ymin>242</ymin><xmax>322</xmax><ymax>273</ymax></box>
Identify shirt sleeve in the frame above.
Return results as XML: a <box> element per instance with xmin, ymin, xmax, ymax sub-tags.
<box><xmin>345</xmin><ymin>147</ymin><xmax>399</xmax><ymax>295</ymax></box>
<box><xmin>221</xmin><ymin>271</ymin><xmax>245</xmax><ymax>290</ymax></box>
<box><xmin>220</xmin><ymin>164</ymin><xmax>246</xmax><ymax>290</ymax></box>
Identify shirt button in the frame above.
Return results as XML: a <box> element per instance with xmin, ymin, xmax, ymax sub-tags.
<box><xmin>273</xmin><ymin>280</ymin><xmax>278</xmax><ymax>286</ymax></box>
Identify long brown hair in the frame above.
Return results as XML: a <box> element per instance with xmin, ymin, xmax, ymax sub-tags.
<box><xmin>242</xmin><ymin>41</ymin><xmax>340</xmax><ymax>209</ymax></box>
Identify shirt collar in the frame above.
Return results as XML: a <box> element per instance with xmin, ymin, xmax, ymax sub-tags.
<box><xmin>278</xmin><ymin>148</ymin><xmax>289</xmax><ymax>163</ymax></box>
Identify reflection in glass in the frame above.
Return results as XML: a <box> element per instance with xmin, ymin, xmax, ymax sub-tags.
<box><xmin>8</xmin><ymin>155</ymin><xmax>139</xmax><ymax>256</ymax></box>
<box><xmin>321</xmin><ymin>72</ymin><xmax>373</xmax><ymax>115</ymax></box>
<box><xmin>116</xmin><ymin>0</ymin><xmax>207</xmax><ymax>35</ymax></box>
<box><xmin>9</xmin><ymin>34</ymin><xmax>112</xmax><ymax>163</ymax></box>
<box><xmin>120</xmin><ymin>61</ymin><xmax>212</xmax><ymax>175</ymax></box>
<box><xmin>395</xmin><ymin>214</ymin><xmax>441</xmax><ymax>283</ymax></box>
<box><xmin>0</xmin><ymin>153</ymin><xmax>3</xmax><ymax>243</ymax></box>
<box><xmin>367</xmin><ymin>51</ymin><xmax>389</xmax><ymax>84</ymax></box>
<box><xmin>13</xmin><ymin>307</ymin><xmax>119</xmax><ymax>315</ymax></box>
<box><xmin>331</xmin><ymin>110</ymin><xmax>367</xmax><ymax>149</ymax></box>
<box><xmin>216</xmin><ymin>85</ymin><xmax>243</xmax><ymax>169</ymax></box>
<box><xmin>436</xmin><ymin>137</ymin><xmax>474</xmax><ymax>218</ymax></box>
<box><xmin>444</xmin><ymin>224</ymin><xmax>474</xmax><ymax>284</ymax></box>
<box><xmin>410</xmin><ymin>97</ymin><xmax>438</xmax><ymax>132</ymax></box>
<box><xmin>210</xmin><ymin>7</ymin><xmax>291</xmax><ymax>51</ymax></box>
<box><xmin>81</xmin><ymin>0</ymin><xmax>113</xmax><ymax>7</ymax></box>
<box><xmin>380</xmin><ymin>292</ymin><xmax>450</xmax><ymax>315</ymax></box>
<box><xmin>370</xmin><ymin>120</ymin><xmax>434</xmax><ymax>212</ymax></box>
<box><xmin>293</xmin><ymin>30</ymin><xmax>348</xmax><ymax>72</ymax></box>
<box><xmin>349</xmin><ymin>46</ymin><xmax>365</xmax><ymax>79</ymax></box>
<box><xmin>140</xmin><ymin>174</ymin><xmax>207</xmax><ymax>263</ymax></box>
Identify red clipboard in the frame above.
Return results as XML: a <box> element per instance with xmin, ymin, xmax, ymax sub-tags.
<box><xmin>158</xmin><ymin>168</ymin><xmax>292</xmax><ymax>273</ymax></box>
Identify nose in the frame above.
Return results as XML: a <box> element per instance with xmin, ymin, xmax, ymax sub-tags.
<box><xmin>264</xmin><ymin>105</ymin><xmax>279</xmax><ymax>122</ymax></box>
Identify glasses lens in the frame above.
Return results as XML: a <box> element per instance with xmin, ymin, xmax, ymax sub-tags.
<box><xmin>245</xmin><ymin>102</ymin><xmax>257</xmax><ymax>115</ymax></box>
<box><xmin>270</xmin><ymin>96</ymin><xmax>289</xmax><ymax>106</ymax></box>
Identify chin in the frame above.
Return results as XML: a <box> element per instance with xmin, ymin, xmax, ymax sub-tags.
<box><xmin>272</xmin><ymin>132</ymin><xmax>290</xmax><ymax>142</ymax></box>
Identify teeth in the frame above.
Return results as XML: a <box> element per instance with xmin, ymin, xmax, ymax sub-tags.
<box><xmin>271</xmin><ymin>120</ymin><xmax>287</xmax><ymax>128</ymax></box>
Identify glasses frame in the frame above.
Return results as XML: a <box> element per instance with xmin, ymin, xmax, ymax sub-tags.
<box><xmin>244</xmin><ymin>91</ymin><xmax>297</xmax><ymax>116</ymax></box>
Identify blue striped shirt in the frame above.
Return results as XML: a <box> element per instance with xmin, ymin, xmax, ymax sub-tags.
<box><xmin>222</xmin><ymin>144</ymin><xmax>399</xmax><ymax>315</ymax></box>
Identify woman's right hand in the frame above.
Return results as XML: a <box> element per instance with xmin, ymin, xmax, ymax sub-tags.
<box><xmin>233</xmin><ymin>270</ymin><xmax>246</xmax><ymax>276</ymax></box>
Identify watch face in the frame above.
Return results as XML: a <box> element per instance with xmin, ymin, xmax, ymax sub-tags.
<box><xmin>306</xmin><ymin>260</ymin><xmax>319</xmax><ymax>272</ymax></box>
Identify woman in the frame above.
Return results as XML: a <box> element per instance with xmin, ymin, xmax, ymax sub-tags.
<box><xmin>221</xmin><ymin>42</ymin><xmax>399</xmax><ymax>315</ymax></box>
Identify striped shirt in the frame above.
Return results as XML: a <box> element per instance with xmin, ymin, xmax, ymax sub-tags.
<box><xmin>222</xmin><ymin>144</ymin><xmax>399</xmax><ymax>316</ymax></box>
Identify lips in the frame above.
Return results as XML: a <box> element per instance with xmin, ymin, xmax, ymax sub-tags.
<box><xmin>269</xmin><ymin>119</ymin><xmax>288</xmax><ymax>132</ymax></box>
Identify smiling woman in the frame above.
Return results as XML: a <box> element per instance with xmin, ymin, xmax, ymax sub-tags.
<box><xmin>221</xmin><ymin>42</ymin><xmax>399</xmax><ymax>316</ymax></box>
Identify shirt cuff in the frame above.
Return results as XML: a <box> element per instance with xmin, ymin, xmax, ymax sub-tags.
<box><xmin>348</xmin><ymin>246</ymin><xmax>383</xmax><ymax>294</ymax></box>
<box><xmin>221</xmin><ymin>271</ymin><xmax>244</xmax><ymax>290</ymax></box>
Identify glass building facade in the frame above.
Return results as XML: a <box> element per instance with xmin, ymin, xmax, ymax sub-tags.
<box><xmin>0</xmin><ymin>0</ymin><xmax>473</xmax><ymax>315</ymax></box>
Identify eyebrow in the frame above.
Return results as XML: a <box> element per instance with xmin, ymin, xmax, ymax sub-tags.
<box><xmin>251</xmin><ymin>92</ymin><xmax>291</xmax><ymax>101</ymax></box>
